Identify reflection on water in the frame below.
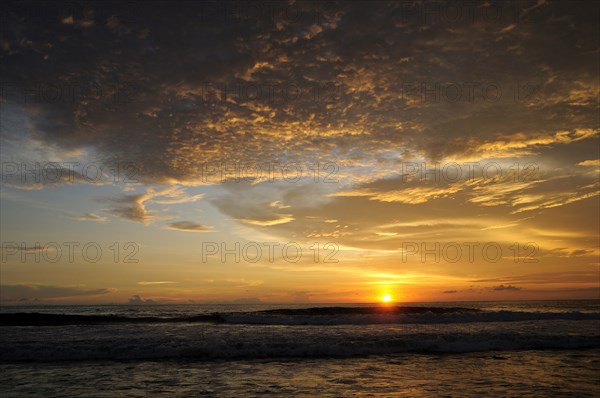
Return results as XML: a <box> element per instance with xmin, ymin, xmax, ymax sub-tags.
<box><xmin>1</xmin><ymin>350</ymin><xmax>599</xmax><ymax>397</ymax></box>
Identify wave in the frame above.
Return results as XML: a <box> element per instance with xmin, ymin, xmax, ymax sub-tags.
<box><xmin>220</xmin><ymin>309</ymin><xmax>600</xmax><ymax>325</ymax></box>
<box><xmin>1</xmin><ymin>326</ymin><xmax>599</xmax><ymax>362</ymax></box>
<box><xmin>1</xmin><ymin>306</ymin><xmax>599</xmax><ymax>326</ymax></box>
<box><xmin>0</xmin><ymin>312</ymin><xmax>223</xmax><ymax>326</ymax></box>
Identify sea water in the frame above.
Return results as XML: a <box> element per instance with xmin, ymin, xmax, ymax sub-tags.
<box><xmin>1</xmin><ymin>300</ymin><xmax>599</xmax><ymax>397</ymax></box>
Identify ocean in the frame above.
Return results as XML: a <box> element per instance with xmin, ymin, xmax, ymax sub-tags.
<box><xmin>1</xmin><ymin>300</ymin><xmax>599</xmax><ymax>397</ymax></box>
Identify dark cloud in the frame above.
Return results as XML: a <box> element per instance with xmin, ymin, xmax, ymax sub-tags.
<box><xmin>492</xmin><ymin>284</ymin><xmax>522</xmax><ymax>291</ymax></box>
<box><xmin>473</xmin><ymin>272</ymin><xmax>599</xmax><ymax>285</ymax></box>
<box><xmin>166</xmin><ymin>221</ymin><xmax>213</xmax><ymax>232</ymax></box>
<box><xmin>0</xmin><ymin>284</ymin><xmax>111</xmax><ymax>301</ymax></box>
<box><xmin>569</xmin><ymin>249</ymin><xmax>593</xmax><ymax>257</ymax></box>
<box><xmin>1</xmin><ymin>0</ymin><xmax>597</xmax><ymax>186</ymax></box>
<box><xmin>103</xmin><ymin>186</ymin><xmax>205</xmax><ymax>223</ymax></box>
<box><xmin>105</xmin><ymin>192</ymin><xmax>153</xmax><ymax>223</ymax></box>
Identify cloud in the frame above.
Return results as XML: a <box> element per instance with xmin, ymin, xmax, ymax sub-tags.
<box><xmin>0</xmin><ymin>1</ymin><xmax>598</xmax><ymax>300</ymax></box>
<box><xmin>468</xmin><ymin>180</ymin><xmax>541</xmax><ymax>207</ymax></box>
<box><xmin>569</xmin><ymin>249</ymin><xmax>593</xmax><ymax>256</ymax></box>
<box><xmin>196</xmin><ymin>279</ymin><xmax>264</xmax><ymax>289</ymax></box>
<box><xmin>165</xmin><ymin>221</ymin><xmax>213</xmax><ymax>232</ymax></box>
<box><xmin>492</xmin><ymin>284</ymin><xmax>522</xmax><ymax>291</ymax></box>
<box><xmin>127</xmin><ymin>295</ymin><xmax>157</xmax><ymax>305</ymax></box>
<box><xmin>578</xmin><ymin>159</ymin><xmax>600</xmax><ymax>167</ymax></box>
<box><xmin>68</xmin><ymin>213</ymin><xmax>108</xmax><ymax>223</ymax></box>
<box><xmin>0</xmin><ymin>285</ymin><xmax>112</xmax><ymax>301</ymax></box>
<box><xmin>105</xmin><ymin>191</ymin><xmax>157</xmax><ymax>224</ymax></box>
<box><xmin>242</xmin><ymin>214</ymin><xmax>295</xmax><ymax>226</ymax></box>
<box><xmin>510</xmin><ymin>189</ymin><xmax>599</xmax><ymax>214</ymax></box>
<box><xmin>105</xmin><ymin>186</ymin><xmax>206</xmax><ymax>224</ymax></box>
<box><xmin>2</xmin><ymin>1</ymin><xmax>597</xmax><ymax>190</ymax></box>
<box><xmin>137</xmin><ymin>281</ymin><xmax>177</xmax><ymax>285</ymax></box>
<box><xmin>443</xmin><ymin>290</ymin><xmax>458</xmax><ymax>294</ymax></box>
<box><xmin>465</xmin><ymin>129</ymin><xmax>599</xmax><ymax>159</ymax></box>
<box><xmin>152</xmin><ymin>188</ymin><xmax>205</xmax><ymax>204</ymax></box>
<box><xmin>331</xmin><ymin>182</ymin><xmax>471</xmax><ymax>204</ymax></box>
<box><xmin>473</xmin><ymin>272</ymin><xmax>599</xmax><ymax>285</ymax></box>
<box><xmin>269</xmin><ymin>201</ymin><xmax>291</xmax><ymax>209</ymax></box>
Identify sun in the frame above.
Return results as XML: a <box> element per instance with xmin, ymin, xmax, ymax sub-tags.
<box><xmin>380</xmin><ymin>294</ymin><xmax>393</xmax><ymax>303</ymax></box>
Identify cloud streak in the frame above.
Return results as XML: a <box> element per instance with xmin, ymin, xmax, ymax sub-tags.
<box><xmin>165</xmin><ymin>221</ymin><xmax>213</xmax><ymax>232</ymax></box>
<box><xmin>0</xmin><ymin>285</ymin><xmax>112</xmax><ymax>302</ymax></box>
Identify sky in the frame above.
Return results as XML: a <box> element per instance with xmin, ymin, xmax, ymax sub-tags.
<box><xmin>0</xmin><ymin>0</ymin><xmax>598</xmax><ymax>304</ymax></box>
